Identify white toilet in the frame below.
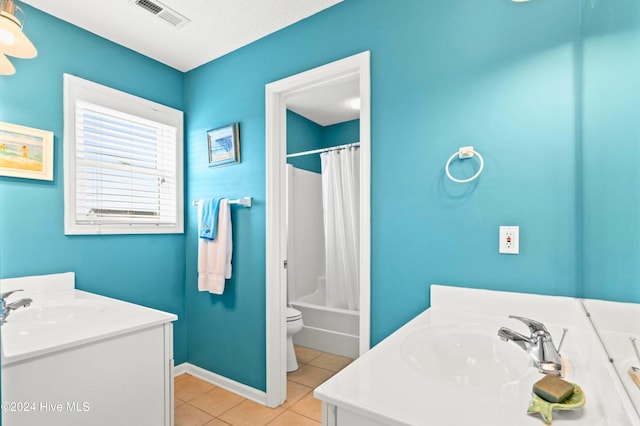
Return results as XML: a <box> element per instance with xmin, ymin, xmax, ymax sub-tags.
<box><xmin>286</xmin><ymin>307</ymin><xmax>304</xmax><ymax>372</ymax></box>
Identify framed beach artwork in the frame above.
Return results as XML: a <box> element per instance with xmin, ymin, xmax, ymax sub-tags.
<box><xmin>0</xmin><ymin>122</ymin><xmax>54</xmax><ymax>181</ymax></box>
<box><xmin>207</xmin><ymin>122</ymin><xmax>240</xmax><ymax>167</ymax></box>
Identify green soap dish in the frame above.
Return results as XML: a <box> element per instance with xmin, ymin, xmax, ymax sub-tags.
<box><xmin>527</xmin><ymin>383</ymin><xmax>586</xmax><ymax>424</ymax></box>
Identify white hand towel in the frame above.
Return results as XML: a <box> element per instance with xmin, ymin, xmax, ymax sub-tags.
<box><xmin>198</xmin><ymin>199</ymin><xmax>233</xmax><ymax>294</ymax></box>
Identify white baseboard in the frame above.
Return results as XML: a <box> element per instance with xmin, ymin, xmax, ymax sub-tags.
<box><xmin>173</xmin><ymin>362</ymin><xmax>189</xmax><ymax>376</ymax></box>
<box><xmin>174</xmin><ymin>362</ymin><xmax>267</xmax><ymax>406</ymax></box>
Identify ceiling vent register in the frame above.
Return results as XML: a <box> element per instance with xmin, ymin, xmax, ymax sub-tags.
<box><xmin>130</xmin><ymin>0</ymin><xmax>190</xmax><ymax>29</ymax></box>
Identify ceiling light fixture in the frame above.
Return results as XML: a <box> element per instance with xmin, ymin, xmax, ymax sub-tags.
<box><xmin>0</xmin><ymin>51</ymin><xmax>15</xmax><ymax>75</ymax></box>
<box><xmin>346</xmin><ymin>97</ymin><xmax>361</xmax><ymax>110</ymax></box>
<box><xmin>0</xmin><ymin>0</ymin><xmax>36</xmax><ymax>74</ymax></box>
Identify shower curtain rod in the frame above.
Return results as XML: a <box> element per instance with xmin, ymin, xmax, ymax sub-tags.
<box><xmin>286</xmin><ymin>142</ymin><xmax>360</xmax><ymax>159</ymax></box>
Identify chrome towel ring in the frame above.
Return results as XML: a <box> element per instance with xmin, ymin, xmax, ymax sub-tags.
<box><xmin>445</xmin><ymin>146</ymin><xmax>484</xmax><ymax>183</ymax></box>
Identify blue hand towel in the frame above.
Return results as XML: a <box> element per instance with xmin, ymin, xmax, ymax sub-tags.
<box><xmin>199</xmin><ymin>198</ymin><xmax>222</xmax><ymax>240</ymax></box>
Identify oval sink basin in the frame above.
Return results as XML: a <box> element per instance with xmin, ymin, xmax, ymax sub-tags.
<box><xmin>401</xmin><ymin>325</ymin><xmax>531</xmax><ymax>386</ymax></box>
<box><xmin>9</xmin><ymin>301</ymin><xmax>106</xmax><ymax>326</ymax></box>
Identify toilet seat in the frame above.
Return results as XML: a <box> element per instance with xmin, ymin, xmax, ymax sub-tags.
<box><xmin>285</xmin><ymin>307</ymin><xmax>303</xmax><ymax>372</ymax></box>
<box><xmin>286</xmin><ymin>307</ymin><xmax>302</xmax><ymax>322</ymax></box>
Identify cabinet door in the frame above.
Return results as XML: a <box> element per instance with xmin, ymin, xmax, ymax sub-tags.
<box><xmin>3</xmin><ymin>326</ymin><xmax>169</xmax><ymax>426</ymax></box>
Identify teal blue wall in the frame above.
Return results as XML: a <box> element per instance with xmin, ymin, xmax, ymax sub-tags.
<box><xmin>3</xmin><ymin>0</ymin><xmax>638</xmax><ymax>399</ymax></box>
<box><xmin>286</xmin><ymin>111</ymin><xmax>323</xmax><ymax>172</ymax></box>
<box><xmin>184</xmin><ymin>0</ymin><xmax>581</xmax><ymax>391</ymax></box>
<box><xmin>0</xmin><ymin>7</ymin><xmax>187</xmax><ymax>363</ymax></box>
<box><xmin>322</xmin><ymin>119</ymin><xmax>359</xmax><ymax>148</ymax></box>
<box><xmin>582</xmin><ymin>0</ymin><xmax>640</xmax><ymax>303</ymax></box>
<box><xmin>286</xmin><ymin>111</ymin><xmax>360</xmax><ymax>173</ymax></box>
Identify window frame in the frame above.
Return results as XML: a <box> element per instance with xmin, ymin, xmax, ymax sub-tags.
<box><xmin>63</xmin><ymin>74</ymin><xmax>184</xmax><ymax>235</ymax></box>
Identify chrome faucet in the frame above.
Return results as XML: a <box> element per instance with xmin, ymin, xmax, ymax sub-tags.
<box><xmin>498</xmin><ymin>315</ymin><xmax>564</xmax><ymax>376</ymax></box>
<box><xmin>0</xmin><ymin>289</ymin><xmax>33</xmax><ymax>324</ymax></box>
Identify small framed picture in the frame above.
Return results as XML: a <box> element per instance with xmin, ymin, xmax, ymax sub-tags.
<box><xmin>207</xmin><ymin>122</ymin><xmax>240</xmax><ymax>167</ymax></box>
<box><xmin>0</xmin><ymin>122</ymin><xmax>54</xmax><ymax>181</ymax></box>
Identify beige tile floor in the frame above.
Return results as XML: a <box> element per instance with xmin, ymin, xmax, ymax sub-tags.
<box><xmin>174</xmin><ymin>345</ymin><xmax>353</xmax><ymax>426</ymax></box>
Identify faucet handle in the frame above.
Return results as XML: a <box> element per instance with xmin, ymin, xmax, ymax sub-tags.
<box><xmin>508</xmin><ymin>315</ymin><xmax>549</xmax><ymax>335</ymax></box>
<box><xmin>0</xmin><ymin>289</ymin><xmax>23</xmax><ymax>300</ymax></box>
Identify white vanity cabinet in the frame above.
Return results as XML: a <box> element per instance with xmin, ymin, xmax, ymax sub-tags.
<box><xmin>315</xmin><ymin>285</ymin><xmax>640</xmax><ymax>426</ymax></box>
<box><xmin>1</xmin><ymin>273</ymin><xmax>177</xmax><ymax>426</ymax></box>
<box><xmin>321</xmin><ymin>404</ymin><xmax>402</xmax><ymax>426</ymax></box>
<box><xmin>3</xmin><ymin>323</ymin><xmax>174</xmax><ymax>426</ymax></box>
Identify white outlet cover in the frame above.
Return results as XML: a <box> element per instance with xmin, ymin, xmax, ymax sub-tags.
<box><xmin>499</xmin><ymin>226</ymin><xmax>519</xmax><ymax>255</ymax></box>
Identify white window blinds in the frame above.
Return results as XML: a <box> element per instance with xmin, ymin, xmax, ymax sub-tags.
<box><xmin>64</xmin><ymin>74</ymin><xmax>184</xmax><ymax>235</ymax></box>
<box><xmin>75</xmin><ymin>100</ymin><xmax>177</xmax><ymax>225</ymax></box>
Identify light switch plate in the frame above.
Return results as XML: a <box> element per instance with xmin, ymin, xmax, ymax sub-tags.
<box><xmin>499</xmin><ymin>226</ymin><xmax>519</xmax><ymax>254</ymax></box>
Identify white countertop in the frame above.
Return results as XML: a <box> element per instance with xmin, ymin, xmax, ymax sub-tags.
<box><xmin>315</xmin><ymin>286</ymin><xmax>638</xmax><ymax>426</ymax></box>
<box><xmin>583</xmin><ymin>299</ymin><xmax>640</xmax><ymax>418</ymax></box>
<box><xmin>1</xmin><ymin>273</ymin><xmax>177</xmax><ymax>366</ymax></box>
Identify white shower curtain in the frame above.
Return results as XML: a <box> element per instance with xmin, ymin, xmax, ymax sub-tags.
<box><xmin>321</xmin><ymin>148</ymin><xmax>360</xmax><ymax>311</ymax></box>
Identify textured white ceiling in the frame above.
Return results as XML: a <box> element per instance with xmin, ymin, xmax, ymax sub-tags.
<box><xmin>287</xmin><ymin>76</ymin><xmax>360</xmax><ymax>126</ymax></box>
<box><xmin>22</xmin><ymin>0</ymin><xmax>342</xmax><ymax>72</ymax></box>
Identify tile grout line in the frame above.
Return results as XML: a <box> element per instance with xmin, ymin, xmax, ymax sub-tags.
<box><xmin>187</xmin><ymin>388</ymin><xmax>249</xmax><ymax>422</ymax></box>
<box><xmin>212</xmin><ymin>396</ymin><xmax>248</xmax><ymax>420</ymax></box>
<box><xmin>176</xmin><ymin>348</ymin><xmax>348</xmax><ymax>426</ymax></box>
<box><xmin>265</xmin><ymin>409</ymin><xmax>288</xmax><ymax>425</ymax></box>
<box><xmin>178</xmin><ymin>402</ymin><xmax>215</xmax><ymax>424</ymax></box>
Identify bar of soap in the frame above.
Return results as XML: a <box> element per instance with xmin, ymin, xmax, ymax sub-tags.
<box><xmin>532</xmin><ymin>375</ymin><xmax>574</xmax><ymax>403</ymax></box>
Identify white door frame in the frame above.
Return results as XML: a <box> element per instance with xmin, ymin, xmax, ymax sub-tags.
<box><xmin>265</xmin><ymin>51</ymin><xmax>371</xmax><ymax>407</ymax></box>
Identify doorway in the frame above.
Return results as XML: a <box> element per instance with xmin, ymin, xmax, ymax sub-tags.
<box><xmin>264</xmin><ymin>51</ymin><xmax>371</xmax><ymax>407</ymax></box>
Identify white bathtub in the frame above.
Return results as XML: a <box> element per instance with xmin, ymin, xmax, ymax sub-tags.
<box><xmin>1</xmin><ymin>272</ymin><xmax>177</xmax><ymax>426</ymax></box>
<box><xmin>291</xmin><ymin>278</ymin><xmax>359</xmax><ymax>358</ymax></box>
